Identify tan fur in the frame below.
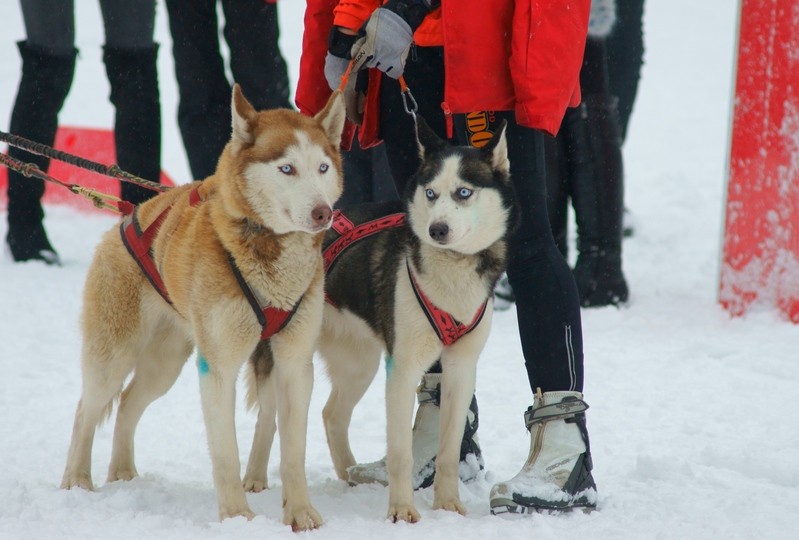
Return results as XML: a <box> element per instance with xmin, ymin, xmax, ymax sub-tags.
<box><xmin>61</xmin><ymin>86</ymin><xmax>345</xmax><ymax>530</ymax></box>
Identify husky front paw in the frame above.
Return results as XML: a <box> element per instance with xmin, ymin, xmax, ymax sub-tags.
<box><xmin>284</xmin><ymin>505</ymin><xmax>323</xmax><ymax>531</ymax></box>
<box><xmin>387</xmin><ymin>504</ymin><xmax>421</xmax><ymax>523</ymax></box>
<box><xmin>60</xmin><ymin>472</ymin><xmax>94</xmax><ymax>491</ymax></box>
<box><xmin>242</xmin><ymin>475</ymin><xmax>267</xmax><ymax>493</ymax></box>
<box><xmin>107</xmin><ymin>467</ymin><xmax>138</xmax><ymax>482</ymax></box>
<box><xmin>433</xmin><ymin>497</ymin><xmax>465</xmax><ymax>515</ymax></box>
<box><xmin>219</xmin><ymin>506</ymin><xmax>255</xmax><ymax>521</ymax></box>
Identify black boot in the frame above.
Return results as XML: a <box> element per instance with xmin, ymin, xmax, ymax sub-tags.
<box><xmin>5</xmin><ymin>41</ymin><xmax>76</xmax><ymax>264</ymax></box>
<box><xmin>103</xmin><ymin>45</ymin><xmax>162</xmax><ymax>205</ymax></box>
<box><xmin>567</xmin><ymin>96</ymin><xmax>628</xmax><ymax>307</ymax></box>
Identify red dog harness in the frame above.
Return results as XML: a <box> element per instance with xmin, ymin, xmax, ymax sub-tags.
<box><xmin>120</xmin><ymin>187</ymin><xmax>300</xmax><ymax>341</ymax></box>
<box><xmin>323</xmin><ymin>210</ymin><xmax>487</xmax><ymax>346</ymax></box>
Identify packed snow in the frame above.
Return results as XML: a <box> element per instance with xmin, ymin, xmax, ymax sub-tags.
<box><xmin>1</xmin><ymin>1</ymin><xmax>798</xmax><ymax>539</ymax></box>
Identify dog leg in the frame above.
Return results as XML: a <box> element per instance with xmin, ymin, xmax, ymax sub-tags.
<box><xmin>432</xmin><ymin>348</ymin><xmax>479</xmax><ymax>515</ymax></box>
<box><xmin>197</xmin><ymin>353</ymin><xmax>254</xmax><ymax>521</ymax></box>
<box><xmin>243</xmin><ymin>374</ymin><xmax>277</xmax><ymax>492</ymax></box>
<box><xmin>62</xmin><ymin>351</ymin><xmax>136</xmax><ymax>490</ymax></box>
<box><xmin>385</xmin><ymin>359</ymin><xmax>428</xmax><ymax>523</ymax></box>
<box><xmin>271</xmin><ymin>338</ymin><xmax>323</xmax><ymax>531</ymax></box>
<box><xmin>321</xmin><ymin>338</ymin><xmax>381</xmax><ymax>480</ymax></box>
<box><xmin>108</xmin><ymin>332</ymin><xmax>193</xmax><ymax>482</ymax></box>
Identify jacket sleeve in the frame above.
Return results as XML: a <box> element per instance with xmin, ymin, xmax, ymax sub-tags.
<box><xmin>510</xmin><ymin>0</ymin><xmax>591</xmax><ymax>135</ymax></box>
<box><xmin>333</xmin><ymin>0</ymin><xmax>381</xmax><ymax>30</ymax></box>
<box><xmin>296</xmin><ymin>0</ymin><xmax>339</xmax><ymax>116</ymax></box>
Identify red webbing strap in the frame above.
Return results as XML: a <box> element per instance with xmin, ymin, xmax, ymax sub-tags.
<box><xmin>323</xmin><ymin>210</ymin><xmax>407</xmax><ymax>272</ymax></box>
<box><xmin>119</xmin><ymin>187</ymin><xmax>203</xmax><ymax>306</ymax></box>
<box><xmin>120</xmin><ymin>206</ymin><xmax>173</xmax><ymax>304</ymax></box>
<box><xmin>406</xmin><ymin>259</ymin><xmax>488</xmax><ymax>346</ymax></box>
<box><xmin>323</xmin><ymin>210</ymin><xmax>407</xmax><ymax>307</ymax></box>
<box><xmin>227</xmin><ymin>253</ymin><xmax>301</xmax><ymax>340</ymax></box>
<box><xmin>261</xmin><ymin>304</ymin><xmax>299</xmax><ymax>340</ymax></box>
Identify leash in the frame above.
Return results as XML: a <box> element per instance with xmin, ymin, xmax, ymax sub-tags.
<box><xmin>0</xmin><ymin>151</ymin><xmax>135</xmax><ymax>215</ymax></box>
<box><xmin>1</xmin><ymin>129</ymin><xmax>170</xmax><ymax>215</ymax></box>
<box><xmin>336</xmin><ymin>60</ymin><xmax>419</xmax><ymax>124</ymax></box>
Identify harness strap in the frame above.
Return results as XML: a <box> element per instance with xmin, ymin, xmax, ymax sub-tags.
<box><xmin>406</xmin><ymin>259</ymin><xmax>488</xmax><ymax>347</ymax></box>
<box><xmin>322</xmin><ymin>208</ymin><xmax>487</xmax><ymax>346</ymax></box>
<box><xmin>323</xmin><ymin>210</ymin><xmax>407</xmax><ymax>272</ymax></box>
<box><xmin>228</xmin><ymin>255</ymin><xmax>303</xmax><ymax>340</ymax></box>
<box><xmin>120</xmin><ymin>186</ymin><xmax>299</xmax><ymax>341</ymax></box>
<box><xmin>120</xmin><ymin>199</ymin><xmax>186</xmax><ymax>305</ymax></box>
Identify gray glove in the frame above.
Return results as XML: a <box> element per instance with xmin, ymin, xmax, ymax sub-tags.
<box><xmin>324</xmin><ymin>52</ymin><xmax>350</xmax><ymax>91</ymax></box>
<box><xmin>324</xmin><ymin>52</ymin><xmax>364</xmax><ymax>124</ymax></box>
<box><xmin>349</xmin><ymin>8</ymin><xmax>413</xmax><ymax>79</ymax></box>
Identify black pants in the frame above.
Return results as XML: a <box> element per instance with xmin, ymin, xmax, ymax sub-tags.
<box><xmin>165</xmin><ymin>0</ymin><xmax>291</xmax><ymax>180</ymax></box>
<box><xmin>378</xmin><ymin>47</ymin><xmax>584</xmax><ymax>394</ymax></box>
<box><xmin>606</xmin><ymin>0</ymin><xmax>645</xmax><ymax>143</ymax></box>
<box><xmin>7</xmin><ymin>0</ymin><xmax>157</xmax><ymax>233</ymax></box>
<box><xmin>20</xmin><ymin>0</ymin><xmax>155</xmax><ymax>54</ymax></box>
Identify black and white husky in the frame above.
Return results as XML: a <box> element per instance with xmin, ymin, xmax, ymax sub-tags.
<box><xmin>245</xmin><ymin>118</ymin><xmax>517</xmax><ymax>522</ymax></box>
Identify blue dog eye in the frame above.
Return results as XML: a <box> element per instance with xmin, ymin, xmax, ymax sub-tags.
<box><xmin>320</xmin><ymin>163</ymin><xmax>329</xmax><ymax>173</ymax></box>
<box><xmin>458</xmin><ymin>187</ymin><xmax>473</xmax><ymax>199</ymax></box>
<box><xmin>279</xmin><ymin>164</ymin><xmax>295</xmax><ymax>175</ymax></box>
<box><xmin>425</xmin><ymin>189</ymin><xmax>436</xmax><ymax>200</ymax></box>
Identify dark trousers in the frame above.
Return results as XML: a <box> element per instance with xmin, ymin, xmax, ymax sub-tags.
<box><xmin>8</xmin><ymin>0</ymin><xmax>158</xmax><ymax>234</ymax></box>
<box><xmin>606</xmin><ymin>0</ymin><xmax>645</xmax><ymax>143</ymax></box>
<box><xmin>165</xmin><ymin>0</ymin><xmax>291</xmax><ymax>180</ymax></box>
<box><xmin>378</xmin><ymin>47</ymin><xmax>585</xmax><ymax>394</ymax></box>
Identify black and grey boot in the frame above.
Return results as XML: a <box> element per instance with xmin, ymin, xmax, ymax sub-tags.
<box><xmin>5</xmin><ymin>41</ymin><xmax>76</xmax><ymax>264</ymax></box>
<box><xmin>490</xmin><ymin>390</ymin><xmax>596</xmax><ymax>514</ymax></box>
<box><xmin>567</xmin><ymin>95</ymin><xmax>628</xmax><ymax>307</ymax></box>
<box><xmin>347</xmin><ymin>372</ymin><xmax>484</xmax><ymax>489</ymax></box>
<box><xmin>103</xmin><ymin>45</ymin><xmax>162</xmax><ymax>205</ymax></box>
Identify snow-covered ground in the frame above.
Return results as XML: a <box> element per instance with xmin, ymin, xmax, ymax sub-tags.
<box><xmin>2</xmin><ymin>2</ymin><xmax>798</xmax><ymax>539</ymax></box>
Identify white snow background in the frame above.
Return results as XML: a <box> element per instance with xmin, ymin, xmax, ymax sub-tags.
<box><xmin>2</xmin><ymin>1</ymin><xmax>798</xmax><ymax>539</ymax></box>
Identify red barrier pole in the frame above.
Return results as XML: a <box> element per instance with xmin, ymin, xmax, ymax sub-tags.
<box><xmin>720</xmin><ymin>0</ymin><xmax>799</xmax><ymax>322</ymax></box>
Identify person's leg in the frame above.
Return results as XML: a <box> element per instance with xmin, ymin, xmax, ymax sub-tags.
<box><xmin>164</xmin><ymin>0</ymin><xmax>231</xmax><ymax>180</ymax></box>
<box><xmin>100</xmin><ymin>0</ymin><xmax>161</xmax><ymax>204</ymax></box>
<box><xmin>570</xmin><ymin>38</ymin><xmax>628</xmax><ymax>307</ymax></box>
<box><xmin>221</xmin><ymin>0</ymin><xmax>291</xmax><ymax>110</ymax></box>
<box><xmin>6</xmin><ymin>0</ymin><xmax>76</xmax><ymax>264</ymax></box>
<box><xmin>480</xmin><ymin>115</ymin><xmax>596</xmax><ymax>514</ymax></box>
<box><xmin>606</xmin><ymin>0</ymin><xmax>645</xmax><ymax>144</ymax></box>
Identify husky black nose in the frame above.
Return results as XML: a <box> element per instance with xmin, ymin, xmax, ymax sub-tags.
<box><xmin>312</xmin><ymin>204</ymin><xmax>333</xmax><ymax>227</ymax></box>
<box><xmin>429</xmin><ymin>222</ymin><xmax>449</xmax><ymax>242</ymax></box>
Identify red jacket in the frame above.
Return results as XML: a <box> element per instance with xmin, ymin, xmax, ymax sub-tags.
<box><xmin>296</xmin><ymin>0</ymin><xmax>590</xmax><ymax>140</ymax></box>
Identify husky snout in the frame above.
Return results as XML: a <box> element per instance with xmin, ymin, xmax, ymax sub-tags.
<box><xmin>429</xmin><ymin>222</ymin><xmax>449</xmax><ymax>243</ymax></box>
<box><xmin>312</xmin><ymin>204</ymin><xmax>333</xmax><ymax>228</ymax></box>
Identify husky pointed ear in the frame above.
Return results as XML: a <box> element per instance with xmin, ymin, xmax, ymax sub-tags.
<box><xmin>416</xmin><ymin>116</ymin><xmax>447</xmax><ymax>160</ymax></box>
<box><xmin>231</xmin><ymin>84</ymin><xmax>256</xmax><ymax>155</ymax></box>
<box><xmin>481</xmin><ymin>119</ymin><xmax>509</xmax><ymax>175</ymax></box>
<box><xmin>315</xmin><ymin>90</ymin><xmax>346</xmax><ymax>148</ymax></box>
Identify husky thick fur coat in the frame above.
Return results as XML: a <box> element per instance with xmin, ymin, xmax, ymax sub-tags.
<box><xmin>61</xmin><ymin>85</ymin><xmax>345</xmax><ymax>530</ymax></box>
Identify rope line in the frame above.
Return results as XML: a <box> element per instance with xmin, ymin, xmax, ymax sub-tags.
<box><xmin>0</xmin><ymin>130</ymin><xmax>168</xmax><ymax>193</ymax></box>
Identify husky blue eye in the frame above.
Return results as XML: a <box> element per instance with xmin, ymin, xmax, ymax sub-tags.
<box><xmin>425</xmin><ymin>189</ymin><xmax>436</xmax><ymax>200</ymax></box>
<box><xmin>457</xmin><ymin>187</ymin><xmax>473</xmax><ymax>199</ymax></box>
<box><xmin>279</xmin><ymin>164</ymin><xmax>295</xmax><ymax>175</ymax></box>
<box><xmin>319</xmin><ymin>163</ymin><xmax>329</xmax><ymax>173</ymax></box>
